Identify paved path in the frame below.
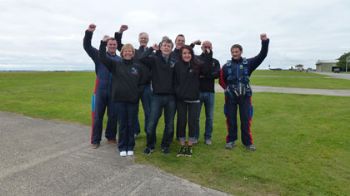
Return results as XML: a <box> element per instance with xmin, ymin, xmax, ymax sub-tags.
<box><xmin>0</xmin><ymin>112</ymin><xmax>228</xmax><ymax>196</ymax></box>
<box><xmin>315</xmin><ymin>72</ymin><xmax>350</xmax><ymax>80</ymax></box>
<box><xmin>215</xmin><ymin>85</ymin><xmax>350</xmax><ymax>97</ymax></box>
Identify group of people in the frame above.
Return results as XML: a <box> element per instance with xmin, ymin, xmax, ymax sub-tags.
<box><xmin>83</xmin><ymin>24</ymin><xmax>269</xmax><ymax>157</ymax></box>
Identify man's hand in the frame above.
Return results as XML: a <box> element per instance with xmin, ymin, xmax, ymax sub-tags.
<box><xmin>205</xmin><ymin>48</ymin><xmax>212</xmax><ymax>54</ymax></box>
<box><xmin>192</xmin><ymin>40</ymin><xmax>201</xmax><ymax>45</ymax></box>
<box><xmin>152</xmin><ymin>43</ymin><xmax>159</xmax><ymax>50</ymax></box>
<box><xmin>87</xmin><ymin>24</ymin><xmax>96</xmax><ymax>32</ymax></box>
<box><xmin>102</xmin><ymin>35</ymin><xmax>110</xmax><ymax>42</ymax></box>
<box><xmin>119</xmin><ymin>25</ymin><xmax>128</xmax><ymax>33</ymax></box>
<box><xmin>260</xmin><ymin>33</ymin><xmax>268</xmax><ymax>41</ymax></box>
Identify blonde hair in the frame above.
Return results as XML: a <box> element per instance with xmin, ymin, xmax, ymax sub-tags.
<box><xmin>120</xmin><ymin>43</ymin><xmax>135</xmax><ymax>58</ymax></box>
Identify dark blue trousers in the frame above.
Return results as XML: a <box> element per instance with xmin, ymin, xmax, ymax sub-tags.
<box><xmin>224</xmin><ymin>95</ymin><xmax>254</xmax><ymax>146</ymax></box>
<box><xmin>115</xmin><ymin>102</ymin><xmax>138</xmax><ymax>151</ymax></box>
<box><xmin>91</xmin><ymin>79</ymin><xmax>117</xmax><ymax>144</ymax></box>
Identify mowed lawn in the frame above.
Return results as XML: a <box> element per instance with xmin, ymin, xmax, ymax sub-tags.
<box><xmin>0</xmin><ymin>72</ymin><xmax>349</xmax><ymax>195</ymax></box>
<box><xmin>251</xmin><ymin>70</ymin><xmax>350</xmax><ymax>89</ymax></box>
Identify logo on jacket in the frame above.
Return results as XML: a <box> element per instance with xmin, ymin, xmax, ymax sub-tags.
<box><xmin>130</xmin><ymin>67</ymin><xmax>139</xmax><ymax>75</ymax></box>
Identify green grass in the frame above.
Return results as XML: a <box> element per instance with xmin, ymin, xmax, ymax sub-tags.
<box><xmin>250</xmin><ymin>70</ymin><xmax>350</xmax><ymax>89</ymax></box>
<box><xmin>1</xmin><ymin>72</ymin><xmax>349</xmax><ymax>195</ymax></box>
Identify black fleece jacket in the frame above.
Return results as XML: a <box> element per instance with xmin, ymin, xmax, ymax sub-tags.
<box><xmin>139</xmin><ymin>48</ymin><xmax>176</xmax><ymax>95</ymax></box>
<box><xmin>174</xmin><ymin>59</ymin><xmax>205</xmax><ymax>101</ymax></box>
<box><xmin>99</xmin><ymin>41</ymin><xmax>145</xmax><ymax>103</ymax></box>
<box><xmin>197</xmin><ymin>53</ymin><xmax>220</xmax><ymax>93</ymax></box>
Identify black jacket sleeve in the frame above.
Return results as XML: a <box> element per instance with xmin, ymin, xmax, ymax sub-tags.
<box><xmin>99</xmin><ymin>41</ymin><xmax>115</xmax><ymax>72</ymax></box>
<box><xmin>114</xmin><ymin>32</ymin><xmax>124</xmax><ymax>52</ymax></box>
<box><xmin>248</xmin><ymin>39</ymin><xmax>270</xmax><ymax>74</ymax></box>
<box><xmin>139</xmin><ymin>48</ymin><xmax>156</xmax><ymax>69</ymax></box>
<box><xmin>210</xmin><ymin>59</ymin><xmax>221</xmax><ymax>79</ymax></box>
<box><xmin>199</xmin><ymin>51</ymin><xmax>217</xmax><ymax>79</ymax></box>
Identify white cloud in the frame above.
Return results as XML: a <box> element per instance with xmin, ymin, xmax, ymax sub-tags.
<box><xmin>0</xmin><ymin>0</ymin><xmax>349</xmax><ymax>70</ymax></box>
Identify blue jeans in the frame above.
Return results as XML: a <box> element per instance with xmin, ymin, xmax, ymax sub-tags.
<box><xmin>146</xmin><ymin>94</ymin><xmax>176</xmax><ymax>149</ymax></box>
<box><xmin>115</xmin><ymin>102</ymin><xmax>138</xmax><ymax>151</ymax></box>
<box><xmin>195</xmin><ymin>92</ymin><xmax>215</xmax><ymax>140</ymax></box>
<box><xmin>134</xmin><ymin>84</ymin><xmax>152</xmax><ymax>135</ymax></box>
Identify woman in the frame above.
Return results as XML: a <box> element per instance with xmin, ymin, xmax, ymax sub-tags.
<box><xmin>99</xmin><ymin>37</ymin><xmax>145</xmax><ymax>157</ymax></box>
<box><xmin>174</xmin><ymin>45</ymin><xmax>211</xmax><ymax>157</ymax></box>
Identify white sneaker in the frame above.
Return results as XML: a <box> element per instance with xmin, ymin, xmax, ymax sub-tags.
<box><xmin>120</xmin><ymin>151</ymin><xmax>127</xmax><ymax>157</ymax></box>
<box><xmin>127</xmin><ymin>151</ymin><xmax>134</xmax><ymax>156</ymax></box>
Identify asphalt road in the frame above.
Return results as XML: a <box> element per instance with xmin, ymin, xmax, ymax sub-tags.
<box><xmin>0</xmin><ymin>112</ymin><xmax>228</xmax><ymax>196</ymax></box>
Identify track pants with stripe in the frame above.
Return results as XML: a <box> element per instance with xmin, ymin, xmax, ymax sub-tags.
<box><xmin>91</xmin><ymin>79</ymin><xmax>117</xmax><ymax>144</ymax></box>
<box><xmin>224</xmin><ymin>95</ymin><xmax>254</xmax><ymax>146</ymax></box>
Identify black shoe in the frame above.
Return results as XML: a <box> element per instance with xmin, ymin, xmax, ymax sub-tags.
<box><xmin>176</xmin><ymin>146</ymin><xmax>186</xmax><ymax>157</ymax></box>
<box><xmin>185</xmin><ymin>146</ymin><xmax>192</xmax><ymax>157</ymax></box>
<box><xmin>161</xmin><ymin>147</ymin><xmax>170</xmax><ymax>154</ymax></box>
<box><xmin>143</xmin><ymin>147</ymin><xmax>154</xmax><ymax>155</ymax></box>
<box><xmin>245</xmin><ymin>144</ymin><xmax>256</xmax><ymax>151</ymax></box>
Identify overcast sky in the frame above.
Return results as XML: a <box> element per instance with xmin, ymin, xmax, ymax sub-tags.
<box><xmin>0</xmin><ymin>0</ymin><xmax>349</xmax><ymax>70</ymax></box>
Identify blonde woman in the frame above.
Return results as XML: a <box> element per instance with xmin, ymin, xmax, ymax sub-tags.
<box><xmin>99</xmin><ymin>38</ymin><xmax>146</xmax><ymax>157</ymax></box>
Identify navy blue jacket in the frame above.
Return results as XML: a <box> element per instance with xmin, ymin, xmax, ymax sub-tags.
<box><xmin>83</xmin><ymin>30</ymin><xmax>121</xmax><ymax>88</ymax></box>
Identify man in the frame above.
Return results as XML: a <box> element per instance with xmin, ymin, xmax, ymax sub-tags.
<box><xmin>172</xmin><ymin>34</ymin><xmax>201</xmax><ymax>61</ymax></box>
<box><xmin>194</xmin><ymin>41</ymin><xmax>220</xmax><ymax>145</ymax></box>
<box><xmin>83</xmin><ymin>24</ymin><xmax>121</xmax><ymax>149</ymax></box>
<box><xmin>140</xmin><ymin>38</ymin><xmax>176</xmax><ymax>155</ymax></box>
<box><xmin>219</xmin><ymin>33</ymin><xmax>269</xmax><ymax>151</ymax></box>
<box><xmin>115</xmin><ymin>25</ymin><xmax>151</xmax><ymax>138</ymax></box>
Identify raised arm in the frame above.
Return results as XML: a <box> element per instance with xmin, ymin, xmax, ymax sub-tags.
<box><xmin>114</xmin><ymin>25</ymin><xmax>128</xmax><ymax>51</ymax></box>
<box><xmin>248</xmin><ymin>33</ymin><xmax>270</xmax><ymax>73</ymax></box>
<box><xmin>98</xmin><ymin>37</ymin><xmax>115</xmax><ymax>72</ymax></box>
<box><xmin>189</xmin><ymin>40</ymin><xmax>201</xmax><ymax>49</ymax></box>
<box><xmin>83</xmin><ymin>24</ymin><xmax>99</xmax><ymax>60</ymax></box>
<box><xmin>211</xmin><ymin>59</ymin><xmax>221</xmax><ymax>79</ymax></box>
<box><xmin>139</xmin><ymin>44</ymin><xmax>157</xmax><ymax>68</ymax></box>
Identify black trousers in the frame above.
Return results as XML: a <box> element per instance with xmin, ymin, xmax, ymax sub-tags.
<box><xmin>176</xmin><ymin>101</ymin><xmax>200</xmax><ymax>141</ymax></box>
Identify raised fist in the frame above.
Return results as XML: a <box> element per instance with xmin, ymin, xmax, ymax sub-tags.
<box><xmin>192</xmin><ymin>40</ymin><xmax>201</xmax><ymax>45</ymax></box>
<box><xmin>87</xmin><ymin>24</ymin><xmax>96</xmax><ymax>32</ymax></box>
<box><xmin>152</xmin><ymin>43</ymin><xmax>159</xmax><ymax>51</ymax></box>
<box><xmin>102</xmin><ymin>35</ymin><xmax>110</xmax><ymax>42</ymax></box>
<box><xmin>119</xmin><ymin>25</ymin><xmax>128</xmax><ymax>33</ymax></box>
<box><xmin>260</xmin><ymin>33</ymin><xmax>268</xmax><ymax>41</ymax></box>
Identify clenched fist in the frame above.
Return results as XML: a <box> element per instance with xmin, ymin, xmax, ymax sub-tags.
<box><xmin>119</xmin><ymin>25</ymin><xmax>128</xmax><ymax>33</ymax></box>
<box><xmin>260</xmin><ymin>33</ymin><xmax>268</xmax><ymax>41</ymax></box>
<box><xmin>102</xmin><ymin>35</ymin><xmax>110</xmax><ymax>42</ymax></box>
<box><xmin>192</xmin><ymin>40</ymin><xmax>201</xmax><ymax>45</ymax></box>
<box><xmin>152</xmin><ymin>43</ymin><xmax>159</xmax><ymax>51</ymax></box>
<box><xmin>87</xmin><ymin>24</ymin><xmax>96</xmax><ymax>32</ymax></box>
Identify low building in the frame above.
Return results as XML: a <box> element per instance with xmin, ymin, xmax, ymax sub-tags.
<box><xmin>316</xmin><ymin>60</ymin><xmax>338</xmax><ymax>72</ymax></box>
<box><xmin>295</xmin><ymin>64</ymin><xmax>304</xmax><ymax>71</ymax></box>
